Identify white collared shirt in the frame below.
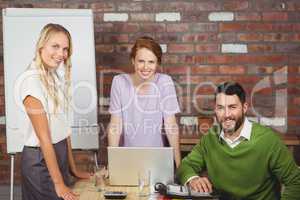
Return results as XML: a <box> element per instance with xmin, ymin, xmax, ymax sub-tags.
<box><xmin>220</xmin><ymin>117</ymin><xmax>252</xmax><ymax>148</ymax></box>
<box><xmin>17</xmin><ymin>61</ymin><xmax>71</xmax><ymax>147</ymax></box>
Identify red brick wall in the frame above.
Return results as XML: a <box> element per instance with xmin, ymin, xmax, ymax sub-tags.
<box><xmin>0</xmin><ymin>0</ymin><xmax>300</xmax><ymax>184</ymax></box>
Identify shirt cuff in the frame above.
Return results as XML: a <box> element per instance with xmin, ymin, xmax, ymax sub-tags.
<box><xmin>184</xmin><ymin>176</ymin><xmax>199</xmax><ymax>185</ymax></box>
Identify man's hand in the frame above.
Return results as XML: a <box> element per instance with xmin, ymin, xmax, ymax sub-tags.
<box><xmin>188</xmin><ymin>176</ymin><xmax>213</xmax><ymax>193</ymax></box>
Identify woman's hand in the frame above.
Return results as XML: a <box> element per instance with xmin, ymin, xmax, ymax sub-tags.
<box><xmin>55</xmin><ymin>182</ymin><xmax>78</xmax><ymax>200</ymax></box>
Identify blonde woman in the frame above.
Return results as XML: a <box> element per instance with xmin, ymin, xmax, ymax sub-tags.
<box><xmin>19</xmin><ymin>23</ymin><xmax>90</xmax><ymax>200</ymax></box>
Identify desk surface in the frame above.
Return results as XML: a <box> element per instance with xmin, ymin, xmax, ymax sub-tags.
<box><xmin>72</xmin><ymin>179</ymin><xmax>142</xmax><ymax>200</ymax></box>
<box><xmin>72</xmin><ymin>178</ymin><xmax>219</xmax><ymax>200</ymax></box>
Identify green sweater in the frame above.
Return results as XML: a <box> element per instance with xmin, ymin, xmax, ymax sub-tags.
<box><xmin>177</xmin><ymin>123</ymin><xmax>300</xmax><ymax>200</ymax></box>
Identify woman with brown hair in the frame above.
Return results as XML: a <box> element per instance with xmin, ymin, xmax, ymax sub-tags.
<box><xmin>108</xmin><ymin>36</ymin><xmax>181</xmax><ymax>167</ymax></box>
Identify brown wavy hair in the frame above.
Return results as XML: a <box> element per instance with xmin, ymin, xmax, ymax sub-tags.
<box><xmin>130</xmin><ymin>36</ymin><xmax>162</xmax><ymax>65</ymax></box>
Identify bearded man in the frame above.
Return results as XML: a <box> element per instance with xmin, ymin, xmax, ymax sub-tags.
<box><xmin>177</xmin><ymin>82</ymin><xmax>300</xmax><ymax>200</ymax></box>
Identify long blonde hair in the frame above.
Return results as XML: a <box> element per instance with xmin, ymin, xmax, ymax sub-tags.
<box><xmin>34</xmin><ymin>23</ymin><xmax>72</xmax><ymax>113</ymax></box>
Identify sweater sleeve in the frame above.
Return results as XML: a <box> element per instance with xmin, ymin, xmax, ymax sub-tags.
<box><xmin>177</xmin><ymin>136</ymin><xmax>207</xmax><ymax>184</ymax></box>
<box><xmin>268</xmin><ymin>134</ymin><xmax>300</xmax><ymax>200</ymax></box>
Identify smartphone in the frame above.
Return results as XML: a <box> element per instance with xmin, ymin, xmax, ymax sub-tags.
<box><xmin>103</xmin><ymin>191</ymin><xmax>127</xmax><ymax>199</ymax></box>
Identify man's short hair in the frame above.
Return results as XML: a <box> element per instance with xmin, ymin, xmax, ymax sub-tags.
<box><xmin>215</xmin><ymin>82</ymin><xmax>246</xmax><ymax>104</ymax></box>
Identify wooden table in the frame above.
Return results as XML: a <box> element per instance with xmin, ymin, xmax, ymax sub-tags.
<box><xmin>72</xmin><ymin>179</ymin><xmax>138</xmax><ymax>200</ymax></box>
<box><xmin>72</xmin><ymin>178</ymin><xmax>219</xmax><ymax>200</ymax></box>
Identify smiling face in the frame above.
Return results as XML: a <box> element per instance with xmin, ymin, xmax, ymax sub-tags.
<box><xmin>132</xmin><ymin>47</ymin><xmax>158</xmax><ymax>82</ymax></box>
<box><xmin>215</xmin><ymin>93</ymin><xmax>248</xmax><ymax>135</ymax></box>
<box><xmin>40</xmin><ymin>32</ymin><xmax>70</xmax><ymax>70</ymax></box>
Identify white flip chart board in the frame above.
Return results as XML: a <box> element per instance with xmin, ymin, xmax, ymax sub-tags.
<box><xmin>3</xmin><ymin>8</ymin><xmax>99</xmax><ymax>153</ymax></box>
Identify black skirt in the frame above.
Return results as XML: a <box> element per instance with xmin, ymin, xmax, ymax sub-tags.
<box><xmin>21</xmin><ymin>139</ymin><xmax>70</xmax><ymax>200</ymax></box>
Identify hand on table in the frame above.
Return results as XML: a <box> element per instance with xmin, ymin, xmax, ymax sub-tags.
<box><xmin>55</xmin><ymin>183</ymin><xmax>79</xmax><ymax>200</ymax></box>
<box><xmin>188</xmin><ymin>176</ymin><xmax>213</xmax><ymax>193</ymax></box>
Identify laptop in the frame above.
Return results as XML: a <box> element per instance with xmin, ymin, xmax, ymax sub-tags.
<box><xmin>107</xmin><ymin>147</ymin><xmax>174</xmax><ymax>186</ymax></box>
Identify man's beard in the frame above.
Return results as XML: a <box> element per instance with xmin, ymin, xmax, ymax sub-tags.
<box><xmin>217</xmin><ymin>113</ymin><xmax>245</xmax><ymax>135</ymax></box>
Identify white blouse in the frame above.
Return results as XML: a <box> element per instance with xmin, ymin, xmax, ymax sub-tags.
<box><xmin>18</xmin><ymin>61</ymin><xmax>71</xmax><ymax>147</ymax></box>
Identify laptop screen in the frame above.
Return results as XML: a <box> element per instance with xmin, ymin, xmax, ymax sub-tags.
<box><xmin>108</xmin><ymin>147</ymin><xmax>174</xmax><ymax>186</ymax></box>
